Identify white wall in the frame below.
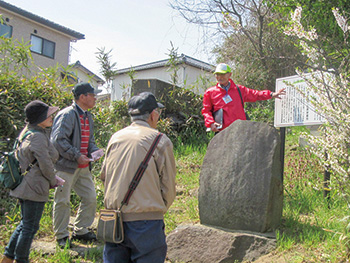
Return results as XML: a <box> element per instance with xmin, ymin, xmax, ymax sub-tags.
<box><xmin>112</xmin><ymin>74</ymin><xmax>132</xmax><ymax>101</ymax></box>
<box><xmin>73</xmin><ymin>68</ymin><xmax>102</xmax><ymax>88</ymax></box>
<box><xmin>112</xmin><ymin>65</ymin><xmax>214</xmax><ymax>101</ymax></box>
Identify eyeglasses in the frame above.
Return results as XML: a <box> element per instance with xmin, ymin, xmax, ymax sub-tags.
<box><xmin>154</xmin><ymin>108</ymin><xmax>162</xmax><ymax>115</ymax></box>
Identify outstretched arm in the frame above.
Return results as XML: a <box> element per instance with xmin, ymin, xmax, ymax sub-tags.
<box><xmin>271</xmin><ymin>88</ymin><xmax>286</xmax><ymax>99</ymax></box>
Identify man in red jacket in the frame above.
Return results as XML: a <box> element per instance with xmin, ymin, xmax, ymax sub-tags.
<box><xmin>202</xmin><ymin>63</ymin><xmax>286</xmax><ymax>132</ymax></box>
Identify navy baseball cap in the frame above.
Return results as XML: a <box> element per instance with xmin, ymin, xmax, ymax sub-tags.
<box><xmin>128</xmin><ymin>92</ymin><xmax>164</xmax><ymax>116</ymax></box>
<box><xmin>72</xmin><ymin>82</ymin><xmax>102</xmax><ymax>97</ymax></box>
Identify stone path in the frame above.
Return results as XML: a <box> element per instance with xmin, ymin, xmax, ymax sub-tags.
<box><xmin>32</xmin><ymin>239</ymin><xmax>103</xmax><ymax>259</ymax></box>
<box><xmin>31</xmin><ymin>216</ymin><xmax>171</xmax><ymax>262</ymax></box>
<box><xmin>31</xmin><ymin>216</ymin><xmax>102</xmax><ymax>261</ymax></box>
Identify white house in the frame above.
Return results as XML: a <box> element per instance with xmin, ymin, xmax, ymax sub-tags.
<box><xmin>111</xmin><ymin>54</ymin><xmax>215</xmax><ymax>101</ymax></box>
<box><xmin>70</xmin><ymin>60</ymin><xmax>105</xmax><ymax>87</ymax></box>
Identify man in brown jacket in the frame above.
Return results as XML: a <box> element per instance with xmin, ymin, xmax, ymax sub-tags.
<box><xmin>100</xmin><ymin>92</ymin><xmax>176</xmax><ymax>263</ymax></box>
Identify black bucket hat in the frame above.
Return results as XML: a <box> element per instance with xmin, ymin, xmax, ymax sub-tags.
<box><xmin>24</xmin><ymin>100</ymin><xmax>59</xmax><ymax>125</ymax></box>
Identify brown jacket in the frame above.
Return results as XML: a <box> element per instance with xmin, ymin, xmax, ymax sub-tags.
<box><xmin>100</xmin><ymin>121</ymin><xmax>176</xmax><ymax>221</ymax></box>
<box><xmin>11</xmin><ymin>124</ymin><xmax>59</xmax><ymax>202</ymax></box>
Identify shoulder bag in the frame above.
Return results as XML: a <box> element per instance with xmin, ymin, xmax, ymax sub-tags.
<box><xmin>97</xmin><ymin>132</ymin><xmax>163</xmax><ymax>243</ymax></box>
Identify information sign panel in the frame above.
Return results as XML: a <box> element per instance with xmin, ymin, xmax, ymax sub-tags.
<box><xmin>274</xmin><ymin>75</ymin><xmax>325</xmax><ymax>127</ymax></box>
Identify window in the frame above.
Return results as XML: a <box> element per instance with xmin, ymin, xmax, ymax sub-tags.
<box><xmin>0</xmin><ymin>23</ymin><xmax>12</xmax><ymax>38</ymax></box>
<box><xmin>30</xmin><ymin>35</ymin><xmax>55</xmax><ymax>58</ymax></box>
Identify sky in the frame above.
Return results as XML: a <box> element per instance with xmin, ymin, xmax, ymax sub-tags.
<box><xmin>8</xmin><ymin>0</ymin><xmax>217</xmax><ymax>79</ymax></box>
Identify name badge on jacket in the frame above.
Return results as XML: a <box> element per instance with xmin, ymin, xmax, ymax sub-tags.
<box><xmin>223</xmin><ymin>94</ymin><xmax>232</xmax><ymax>104</ymax></box>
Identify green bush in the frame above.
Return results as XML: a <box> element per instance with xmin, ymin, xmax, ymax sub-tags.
<box><xmin>93</xmin><ymin>100</ymin><xmax>131</xmax><ymax>148</ymax></box>
<box><xmin>93</xmin><ymin>85</ymin><xmax>211</xmax><ymax>147</ymax></box>
<box><xmin>0</xmin><ymin>37</ymin><xmax>73</xmax><ymax>150</ymax></box>
<box><xmin>245</xmin><ymin>99</ymin><xmax>275</xmax><ymax>124</ymax></box>
<box><xmin>0</xmin><ymin>36</ymin><xmax>74</xmax><ymax>202</ymax></box>
<box><xmin>159</xmin><ymin>86</ymin><xmax>210</xmax><ymax>145</ymax></box>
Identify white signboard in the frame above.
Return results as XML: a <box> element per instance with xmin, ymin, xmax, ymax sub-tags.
<box><xmin>274</xmin><ymin>74</ymin><xmax>325</xmax><ymax>127</ymax></box>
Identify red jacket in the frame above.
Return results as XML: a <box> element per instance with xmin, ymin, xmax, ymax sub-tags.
<box><xmin>202</xmin><ymin>79</ymin><xmax>272</xmax><ymax>130</ymax></box>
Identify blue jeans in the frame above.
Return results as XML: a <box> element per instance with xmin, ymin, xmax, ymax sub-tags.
<box><xmin>103</xmin><ymin>220</ymin><xmax>167</xmax><ymax>263</ymax></box>
<box><xmin>4</xmin><ymin>199</ymin><xmax>45</xmax><ymax>263</ymax></box>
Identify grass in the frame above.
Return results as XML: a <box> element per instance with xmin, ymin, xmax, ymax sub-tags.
<box><xmin>165</xmin><ymin>145</ymin><xmax>204</xmax><ymax>233</ymax></box>
<box><xmin>276</xmin><ymin>126</ymin><xmax>350</xmax><ymax>262</ymax></box>
<box><xmin>1</xmin><ymin>126</ymin><xmax>350</xmax><ymax>262</ymax></box>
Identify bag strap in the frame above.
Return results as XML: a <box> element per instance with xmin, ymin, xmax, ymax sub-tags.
<box><xmin>120</xmin><ymin>132</ymin><xmax>163</xmax><ymax>209</ymax></box>
<box><xmin>22</xmin><ymin>156</ymin><xmax>38</xmax><ymax>176</ymax></box>
<box><xmin>15</xmin><ymin>130</ymin><xmax>38</xmax><ymax>176</ymax></box>
<box><xmin>236</xmin><ymin>85</ymin><xmax>245</xmax><ymax>109</ymax></box>
<box><xmin>14</xmin><ymin>129</ymin><xmax>37</xmax><ymax>148</ymax></box>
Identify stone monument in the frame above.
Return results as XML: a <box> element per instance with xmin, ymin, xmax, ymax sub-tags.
<box><xmin>199</xmin><ymin>120</ymin><xmax>283</xmax><ymax>232</ymax></box>
<box><xmin>167</xmin><ymin>120</ymin><xmax>283</xmax><ymax>262</ymax></box>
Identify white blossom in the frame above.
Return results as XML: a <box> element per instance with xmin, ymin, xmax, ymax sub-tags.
<box><xmin>222</xmin><ymin>13</ymin><xmax>242</xmax><ymax>31</ymax></box>
<box><xmin>287</xmin><ymin>6</ymin><xmax>350</xmax><ymax>204</ymax></box>
<box><xmin>332</xmin><ymin>8</ymin><xmax>349</xmax><ymax>33</ymax></box>
<box><xmin>284</xmin><ymin>6</ymin><xmax>318</xmax><ymax>41</ymax></box>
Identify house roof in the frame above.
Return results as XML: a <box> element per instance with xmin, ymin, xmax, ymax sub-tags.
<box><xmin>116</xmin><ymin>54</ymin><xmax>214</xmax><ymax>74</ymax></box>
<box><xmin>0</xmin><ymin>0</ymin><xmax>84</xmax><ymax>40</ymax></box>
<box><xmin>71</xmin><ymin>61</ymin><xmax>105</xmax><ymax>84</ymax></box>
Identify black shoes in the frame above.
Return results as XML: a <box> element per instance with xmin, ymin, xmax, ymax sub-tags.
<box><xmin>57</xmin><ymin>236</ymin><xmax>71</xmax><ymax>249</ymax></box>
<box><xmin>57</xmin><ymin>232</ymin><xmax>96</xmax><ymax>249</ymax></box>
<box><xmin>71</xmin><ymin>231</ymin><xmax>97</xmax><ymax>242</ymax></box>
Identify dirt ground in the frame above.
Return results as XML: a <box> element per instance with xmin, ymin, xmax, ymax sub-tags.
<box><xmin>251</xmin><ymin>251</ymin><xmax>289</xmax><ymax>263</ymax></box>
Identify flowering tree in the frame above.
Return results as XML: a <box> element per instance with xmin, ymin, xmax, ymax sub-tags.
<box><xmin>170</xmin><ymin>0</ymin><xmax>302</xmax><ymax>90</ymax></box>
<box><xmin>285</xmin><ymin>7</ymin><xmax>350</xmax><ymax>205</ymax></box>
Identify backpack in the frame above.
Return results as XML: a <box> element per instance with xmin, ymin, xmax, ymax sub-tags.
<box><xmin>0</xmin><ymin>130</ymin><xmax>37</xmax><ymax>190</ymax></box>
